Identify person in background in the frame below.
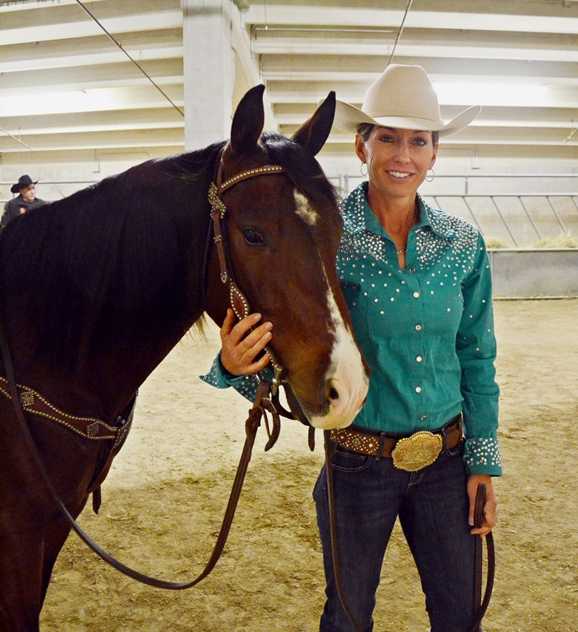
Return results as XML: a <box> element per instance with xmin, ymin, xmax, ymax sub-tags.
<box><xmin>203</xmin><ymin>64</ymin><xmax>501</xmax><ymax>632</ymax></box>
<box><xmin>2</xmin><ymin>174</ymin><xmax>46</xmax><ymax>226</ymax></box>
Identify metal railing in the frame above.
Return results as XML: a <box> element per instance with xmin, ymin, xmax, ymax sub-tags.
<box><xmin>423</xmin><ymin>194</ymin><xmax>578</xmax><ymax>247</ymax></box>
<box><xmin>327</xmin><ymin>174</ymin><xmax>578</xmax><ymax>249</ymax></box>
<box><xmin>329</xmin><ymin>173</ymin><xmax>578</xmax><ymax>197</ymax></box>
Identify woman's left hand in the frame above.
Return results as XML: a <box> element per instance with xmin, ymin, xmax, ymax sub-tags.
<box><xmin>467</xmin><ymin>474</ymin><xmax>498</xmax><ymax>536</ymax></box>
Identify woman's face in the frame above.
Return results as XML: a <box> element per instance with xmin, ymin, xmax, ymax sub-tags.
<box><xmin>355</xmin><ymin>126</ymin><xmax>438</xmax><ymax>200</ymax></box>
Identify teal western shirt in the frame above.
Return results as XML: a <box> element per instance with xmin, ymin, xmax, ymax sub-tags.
<box><xmin>202</xmin><ymin>182</ymin><xmax>502</xmax><ymax>476</ymax></box>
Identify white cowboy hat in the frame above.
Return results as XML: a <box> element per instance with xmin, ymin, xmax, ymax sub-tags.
<box><xmin>334</xmin><ymin>64</ymin><xmax>481</xmax><ymax>137</ymax></box>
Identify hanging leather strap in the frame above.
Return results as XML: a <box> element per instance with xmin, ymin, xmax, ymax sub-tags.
<box><xmin>323</xmin><ymin>430</ymin><xmax>364</xmax><ymax>632</ymax></box>
<box><xmin>469</xmin><ymin>483</ymin><xmax>496</xmax><ymax>632</ymax></box>
<box><xmin>0</xmin><ymin>306</ymin><xmax>278</xmax><ymax>589</ymax></box>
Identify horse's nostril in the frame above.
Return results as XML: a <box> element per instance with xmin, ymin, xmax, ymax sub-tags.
<box><xmin>329</xmin><ymin>385</ymin><xmax>339</xmax><ymax>401</ymax></box>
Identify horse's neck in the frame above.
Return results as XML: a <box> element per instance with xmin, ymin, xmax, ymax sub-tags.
<box><xmin>2</xmin><ymin>154</ymin><xmax>217</xmax><ymax>423</ymax></box>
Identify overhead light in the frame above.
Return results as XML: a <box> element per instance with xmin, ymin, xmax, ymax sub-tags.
<box><xmin>0</xmin><ymin>89</ymin><xmax>111</xmax><ymax>117</ymax></box>
<box><xmin>433</xmin><ymin>82</ymin><xmax>548</xmax><ymax>107</ymax></box>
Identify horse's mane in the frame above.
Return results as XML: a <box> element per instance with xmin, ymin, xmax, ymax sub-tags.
<box><xmin>0</xmin><ymin>142</ymin><xmax>225</xmax><ymax>361</ymax></box>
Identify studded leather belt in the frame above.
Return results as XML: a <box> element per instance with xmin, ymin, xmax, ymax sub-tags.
<box><xmin>329</xmin><ymin>413</ymin><xmax>463</xmax><ymax>472</ymax></box>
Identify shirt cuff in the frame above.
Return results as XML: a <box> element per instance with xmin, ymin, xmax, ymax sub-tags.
<box><xmin>200</xmin><ymin>352</ymin><xmax>261</xmax><ymax>401</ymax></box>
<box><xmin>463</xmin><ymin>437</ymin><xmax>502</xmax><ymax>476</ymax></box>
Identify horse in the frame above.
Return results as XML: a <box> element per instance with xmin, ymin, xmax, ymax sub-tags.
<box><xmin>0</xmin><ymin>84</ymin><xmax>369</xmax><ymax>631</ymax></box>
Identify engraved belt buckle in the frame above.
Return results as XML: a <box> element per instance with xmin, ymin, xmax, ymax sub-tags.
<box><xmin>391</xmin><ymin>431</ymin><xmax>443</xmax><ymax>472</ymax></box>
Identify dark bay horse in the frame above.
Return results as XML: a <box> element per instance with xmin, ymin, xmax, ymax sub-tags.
<box><xmin>0</xmin><ymin>85</ymin><xmax>369</xmax><ymax>630</ymax></box>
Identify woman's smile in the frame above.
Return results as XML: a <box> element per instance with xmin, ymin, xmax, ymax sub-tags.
<box><xmin>387</xmin><ymin>170</ymin><xmax>413</xmax><ymax>179</ymax></box>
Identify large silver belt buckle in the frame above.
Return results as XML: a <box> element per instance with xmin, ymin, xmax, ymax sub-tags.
<box><xmin>391</xmin><ymin>431</ymin><xmax>443</xmax><ymax>472</ymax></box>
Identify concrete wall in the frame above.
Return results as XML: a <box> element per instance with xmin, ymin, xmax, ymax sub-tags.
<box><xmin>489</xmin><ymin>249</ymin><xmax>578</xmax><ymax>298</ymax></box>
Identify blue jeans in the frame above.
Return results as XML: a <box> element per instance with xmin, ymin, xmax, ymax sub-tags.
<box><xmin>313</xmin><ymin>443</ymin><xmax>476</xmax><ymax>632</ymax></box>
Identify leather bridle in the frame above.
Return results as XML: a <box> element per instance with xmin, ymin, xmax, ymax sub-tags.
<box><xmin>207</xmin><ymin>160</ymin><xmax>286</xmax><ymax>385</ymax></box>
<box><xmin>207</xmin><ymin>153</ymin><xmax>311</xmax><ymax>441</ymax></box>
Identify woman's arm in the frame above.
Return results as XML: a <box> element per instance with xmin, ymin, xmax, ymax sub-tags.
<box><xmin>457</xmin><ymin>233</ymin><xmax>501</xmax><ymax>534</ymax></box>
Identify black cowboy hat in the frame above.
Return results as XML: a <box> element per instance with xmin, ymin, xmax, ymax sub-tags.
<box><xmin>11</xmin><ymin>174</ymin><xmax>38</xmax><ymax>193</ymax></box>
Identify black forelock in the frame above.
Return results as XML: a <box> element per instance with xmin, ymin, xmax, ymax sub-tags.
<box><xmin>260</xmin><ymin>132</ymin><xmax>339</xmax><ymax>209</ymax></box>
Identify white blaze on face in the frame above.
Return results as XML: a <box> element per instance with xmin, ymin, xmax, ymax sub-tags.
<box><xmin>293</xmin><ymin>190</ymin><xmax>319</xmax><ymax>226</ymax></box>
<box><xmin>309</xmin><ymin>267</ymin><xmax>369</xmax><ymax>430</ymax></box>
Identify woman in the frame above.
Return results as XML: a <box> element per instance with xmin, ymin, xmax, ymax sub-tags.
<box><xmin>203</xmin><ymin>64</ymin><xmax>500</xmax><ymax>632</ymax></box>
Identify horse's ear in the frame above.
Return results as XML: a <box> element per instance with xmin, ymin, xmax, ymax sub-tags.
<box><xmin>229</xmin><ymin>84</ymin><xmax>266</xmax><ymax>155</ymax></box>
<box><xmin>290</xmin><ymin>91</ymin><xmax>336</xmax><ymax>157</ymax></box>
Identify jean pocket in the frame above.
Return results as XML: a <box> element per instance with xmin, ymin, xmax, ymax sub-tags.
<box><xmin>331</xmin><ymin>448</ymin><xmax>371</xmax><ymax>473</ymax></box>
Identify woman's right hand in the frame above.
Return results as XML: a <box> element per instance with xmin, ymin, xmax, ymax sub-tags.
<box><xmin>220</xmin><ymin>308</ymin><xmax>273</xmax><ymax>376</ymax></box>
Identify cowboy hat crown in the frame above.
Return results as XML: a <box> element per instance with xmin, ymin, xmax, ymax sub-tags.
<box><xmin>334</xmin><ymin>64</ymin><xmax>481</xmax><ymax>137</ymax></box>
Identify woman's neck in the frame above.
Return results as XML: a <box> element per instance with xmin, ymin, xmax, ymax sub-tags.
<box><xmin>366</xmin><ymin>184</ymin><xmax>419</xmax><ymax>268</ymax></box>
<box><xmin>367</xmin><ymin>186</ymin><xmax>419</xmax><ymax>236</ymax></box>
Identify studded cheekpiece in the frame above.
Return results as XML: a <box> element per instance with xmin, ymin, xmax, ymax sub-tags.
<box><xmin>208</xmin><ymin>161</ymin><xmax>288</xmax><ymax>375</ymax></box>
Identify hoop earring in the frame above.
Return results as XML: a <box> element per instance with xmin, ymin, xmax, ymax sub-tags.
<box><xmin>426</xmin><ymin>169</ymin><xmax>435</xmax><ymax>182</ymax></box>
<box><xmin>360</xmin><ymin>163</ymin><xmax>368</xmax><ymax>177</ymax></box>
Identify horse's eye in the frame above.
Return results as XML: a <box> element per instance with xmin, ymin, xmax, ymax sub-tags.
<box><xmin>243</xmin><ymin>229</ymin><xmax>265</xmax><ymax>246</ymax></box>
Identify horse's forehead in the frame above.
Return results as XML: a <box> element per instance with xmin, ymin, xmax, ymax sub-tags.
<box><xmin>293</xmin><ymin>190</ymin><xmax>318</xmax><ymax>226</ymax></box>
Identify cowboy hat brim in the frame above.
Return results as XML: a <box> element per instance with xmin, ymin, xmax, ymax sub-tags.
<box><xmin>333</xmin><ymin>100</ymin><xmax>481</xmax><ymax>138</ymax></box>
<box><xmin>10</xmin><ymin>177</ymin><xmax>38</xmax><ymax>193</ymax></box>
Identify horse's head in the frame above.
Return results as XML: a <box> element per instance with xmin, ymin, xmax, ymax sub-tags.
<box><xmin>206</xmin><ymin>85</ymin><xmax>369</xmax><ymax>430</ymax></box>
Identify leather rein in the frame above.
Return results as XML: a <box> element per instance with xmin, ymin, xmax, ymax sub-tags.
<box><xmin>0</xmin><ymin>155</ymin><xmax>300</xmax><ymax>590</ymax></box>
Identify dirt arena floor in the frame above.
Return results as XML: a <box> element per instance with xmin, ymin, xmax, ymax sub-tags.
<box><xmin>40</xmin><ymin>299</ymin><xmax>578</xmax><ymax>632</ymax></box>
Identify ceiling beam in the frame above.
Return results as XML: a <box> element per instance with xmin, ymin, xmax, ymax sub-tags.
<box><xmin>0</xmin><ymin>0</ymin><xmax>182</xmax><ymax>41</ymax></box>
<box><xmin>243</xmin><ymin>3</ymin><xmax>578</xmax><ymax>35</ymax></box>
<box><xmin>0</xmin><ymin>29</ymin><xmax>183</xmax><ymax>73</ymax></box>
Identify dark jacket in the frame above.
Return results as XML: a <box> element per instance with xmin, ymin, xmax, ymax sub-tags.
<box><xmin>1</xmin><ymin>196</ymin><xmax>46</xmax><ymax>226</ymax></box>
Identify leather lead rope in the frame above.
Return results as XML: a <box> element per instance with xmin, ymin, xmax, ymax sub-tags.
<box><xmin>0</xmin><ymin>309</ymin><xmax>278</xmax><ymax>589</ymax></box>
<box><xmin>323</xmin><ymin>430</ymin><xmax>364</xmax><ymax>632</ymax></box>
<box><xmin>469</xmin><ymin>483</ymin><xmax>495</xmax><ymax>632</ymax></box>
<box><xmin>324</xmin><ymin>432</ymin><xmax>495</xmax><ymax>632</ymax></box>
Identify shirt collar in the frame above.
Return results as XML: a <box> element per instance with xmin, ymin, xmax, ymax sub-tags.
<box><xmin>344</xmin><ymin>182</ymin><xmax>458</xmax><ymax>240</ymax></box>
